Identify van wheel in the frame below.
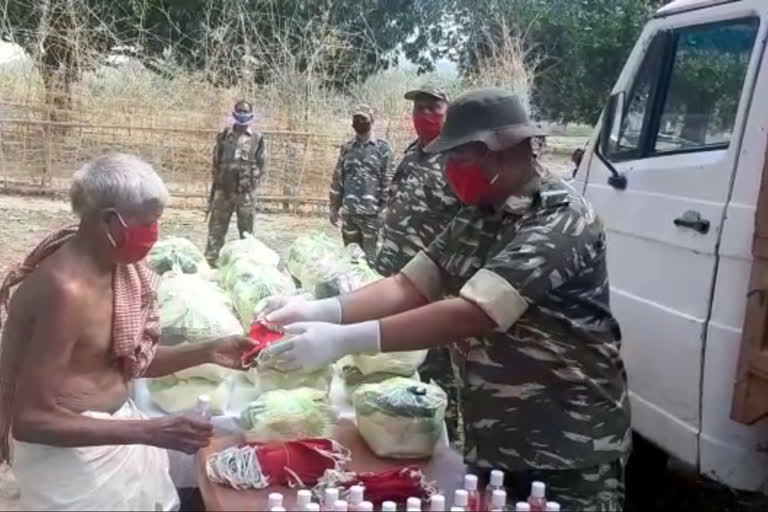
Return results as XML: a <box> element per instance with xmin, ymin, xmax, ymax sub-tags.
<box><xmin>625</xmin><ymin>432</ymin><xmax>669</xmax><ymax>510</ymax></box>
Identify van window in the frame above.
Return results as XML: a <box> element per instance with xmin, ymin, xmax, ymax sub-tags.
<box><xmin>603</xmin><ymin>18</ymin><xmax>759</xmax><ymax>162</ymax></box>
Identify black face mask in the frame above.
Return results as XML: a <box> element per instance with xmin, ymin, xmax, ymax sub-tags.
<box><xmin>352</xmin><ymin>119</ymin><xmax>371</xmax><ymax>135</ymax></box>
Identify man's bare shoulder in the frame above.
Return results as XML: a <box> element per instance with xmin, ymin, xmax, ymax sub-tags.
<box><xmin>11</xmin><ymin>257</ymin><xmax>87</xmax><ymax>320</ymax></box>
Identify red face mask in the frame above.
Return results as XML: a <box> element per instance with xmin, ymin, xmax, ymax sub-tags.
<box><xmin>412</xmin><ymin>113</ymin><xmax>443</xmax><ymax>144</ymax></box>
<box><xmin>445</xmin><ymin>159</ymin><xmax>501</xmax><ymax>205</ymax></box>
<box><xmin>107</xmin><ymin>211</ymin><xmax>159</xmax><ymax>264</ymax></box>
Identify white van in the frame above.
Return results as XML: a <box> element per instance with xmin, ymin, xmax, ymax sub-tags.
<box><xmin>573</xmin><ymin>0</ymin><xmax>768</xmax><ymax>493</ymax></box>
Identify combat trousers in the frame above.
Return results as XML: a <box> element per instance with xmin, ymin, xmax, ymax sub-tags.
<box><xmin>341</xmin><ymin>213</ymin><xmax>379</xmax><ymax>265</ymax></box>
<box><xmin>470</xmin><ymin>458</ymin><xmax>626</xmax><ymax>511</ymax></box>
<box><xmin>205</xmin><ymin>190</ymin><xmax>254</xmax><ymax>266</ymax></box>
<box><xmin>419</xmin><ymin>347</ymin><xmax>463</xmax><ymax>451</ymax></box>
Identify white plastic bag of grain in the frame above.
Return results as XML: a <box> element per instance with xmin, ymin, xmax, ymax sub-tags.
<box><xmin>353</xmin><ymin>377</ymin><xmax>447</xmax><ymax>459</ymax></box>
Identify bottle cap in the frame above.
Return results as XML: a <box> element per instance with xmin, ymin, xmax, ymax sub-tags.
<box><xmin>270</xmin><ymin>508</ymin><xmax>286</xmax><ymax>512</ymax></box>
<box><xmin>407</xmin><ymin>509</ymin><xmax>420</xmax><ymax>512</ymax></box>
<box><xmin>545</xmin><ymin>502</ymin><xmax>561</xmax><ymax>512</ymax></box>
<box><xmin>430</xmin><ymin>494</ymin><xmax>446</xmax><ymax>511</ymax></box>
<box><xmin>382</xmin><ymin>501</ymin><xmax>397</xmax><ymax>512</ymax></box>
<box><xmin>464</xmin><ymin>474</ymin><xmax>478</xmax><ymax>491</ymax></box>
<box><xmin>349</xmin><ymin>486</ymin><xmax>365</xmax><ymax>505</ymax></box>
<box><xmin>531</xmin><ymin>481</ymin><xmax>546</xmax><ymax>498</ymax></box>
<box><xmin>334</xmin><ymin>500</ymin><xmax>348</xmax><ymax>512</ymax></box>
<box><xmin>407</xmin><ymin>497</ymin><xmax>422</xmax><ymax>509</ymax></box>
<box><xmin>296</xmin><ymin>489</ymin><xmax>312</xmax><ymax>509</ymax></box>
<box><xmin>490</xmin><ymin>469</ymin><xmax>504</xmax><ymax>487</ymax></box>
<box><xmin>450</xmin><ymin>508</ymin><xmax>465</xmax><ymax>512</ymax></box>
<box><xmin>306</xmin><ymin>504</ymin><xmax>320</xmax><ymax>512</ymax></box>
<box><xmin>492</xmin><ymin>490</ymin><xmax>507</xmax><ymax>508</ymax></box>
<box><xmin>454</xmin><ymin>489</ymin><xmax>469</xmax><ymax>507</ymax></box>
<box><xmin>359</xmin><ymin>502</ymin><xmax>374</xmax><ymax>512</ymax></box>
<box><xmin>515</xmin><ymin>502</ymin><xmax>531</xmax><ymax>512</ymax></box>
<box><xmin>325</xmin><ymin>488</ymin><xmax>339</xmax><ymax>504</ymax></box>
<box><xmin>268</xmin><ymin>493</ymin><xmax>283</xmax><ymax>508</ymax></box>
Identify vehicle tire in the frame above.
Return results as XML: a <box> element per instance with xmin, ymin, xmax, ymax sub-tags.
<box><xmin>625</xmin><ymin>432</ymin><xmax>669</xmax><ymax>511</ymax></box>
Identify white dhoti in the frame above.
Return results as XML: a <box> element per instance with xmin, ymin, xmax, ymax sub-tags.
<box><xmin>12</xmin><ymin>400</ymin><xmax>179</xmax><ymax>511</ymax></box>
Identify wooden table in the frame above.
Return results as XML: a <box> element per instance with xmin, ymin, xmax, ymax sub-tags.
<box><xmin>197</xmin><ymin>418</ymin><xmax>465</xmax><ymax>511</ymax></box>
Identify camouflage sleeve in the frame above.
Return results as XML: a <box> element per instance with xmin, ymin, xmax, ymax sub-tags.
<box><xmin>459</xmin><ymin>210</ymin><xmax>587</xmax><ymax>331</ymax></box>
<box><xmin>253</xmin><ymin>134</ymin><xmax>266</xmax><ymax>179</ymax></box>
<box><xmin>378</xmin><ymin>142</ymin><xmax>394</xmax><ymax>211</ymax></box>
<box><xmin>211</xmin><ymin>133</ymin><xmax>222</xmax><ymax>181</ymax></box>
<box><xmin>329</xmin><ymin>146</ymin><xmax>345</xmax><ymax>213</ymax></box>
<box><xmin>400</xmin><ymin>213</ymin><xmax>460</xmax><ymax>301</ymax></box>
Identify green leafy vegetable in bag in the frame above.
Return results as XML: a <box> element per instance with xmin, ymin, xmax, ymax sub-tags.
<box><xmin>148</xmin><ymin>237</ymin><xmax>209</xmax><ymax>275</ymax></box>
<box><xmin>353</xmin><ymin>377</ymin><xmax>447</xmax><ymax>459</ymax></box>
<box><xmin>218</xmin><ymin>234</ymin><xmax>280</xmax><ymax>269</ymax></box>
<box><xmin>240</xmin><ymin>388</ymin><xmax>336</xmax><ymax>442</ymax></box>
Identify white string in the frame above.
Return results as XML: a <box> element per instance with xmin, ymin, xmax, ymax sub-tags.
<box><xmin>205</xmin><ymin>445</ymin><xmax>269</xmax><ymax>490</ymax></box>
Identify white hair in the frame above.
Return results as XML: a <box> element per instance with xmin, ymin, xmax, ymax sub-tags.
<box><xmin>69</xmin><ymin>153</ymin><xmax>169</xmax><ymax>217</ymax></box>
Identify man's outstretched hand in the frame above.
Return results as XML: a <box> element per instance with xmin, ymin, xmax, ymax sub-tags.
<box><xmin>208</xmin><ymin>335</ymin><xmax>257</xmax><ymax>370</ymax></box>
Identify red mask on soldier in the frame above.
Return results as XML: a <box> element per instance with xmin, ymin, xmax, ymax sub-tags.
<box><xmin>445</xmin><ymin>159</ymin><xmax>502</xmax><ymax>205</ymax></box>
<box><xmin>412</xmin><ymin>113</ymin><xmax>443</xmax><ymax>144</ymax></box>
<box><xmin>106</xmin><ymin>211</ymin><xmax>159</xmax><ymax>264</ymax></box>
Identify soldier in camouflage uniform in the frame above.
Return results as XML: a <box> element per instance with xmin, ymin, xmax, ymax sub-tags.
<box><xmin>329</xmin><ymin>105</ymin><xmax>393</xmax><ymax>264</ymax></box>
<box><xmin>374</xmin><ymin>83</ymin><xmax>464</xmax><ymax>450</ymax></box>
<box><xmin>205</xmin><ymin>100</ymin><xmax>266</xmax><ymax>266</ymax></box>
<box><xmin>259</xmin><ymin>88</ymin><xmax>631</xmax><ymax>511</ymax></box>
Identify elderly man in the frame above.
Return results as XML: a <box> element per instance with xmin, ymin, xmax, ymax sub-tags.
<box><xmin>374</xmin><ymin>82</ymin><xmax>464</xmax><ymax>448</ymax></box>
<box><xmin>205</xmin><ymin>100</ymin><xmax>266</xmax><ymax>266</ymax></box>
<box><xmin>329</xmin><ymin>105</ymin><xmax>393</xmax><ymax>264</ymax></box>
<box><xmin>0</xmin><ymin>153</ymin><xmax>253</xmax><ymax>511</ymax></box>
<box><xmin>258</xmin><ymin>89</ymin><xmax>631</xmax><ymax>511</ymax></box>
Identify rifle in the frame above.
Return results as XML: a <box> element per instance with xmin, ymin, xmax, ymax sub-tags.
<box><xmin>205</xmin><ymin>182</ymin><xmax>216</xmax><ymax>220</ymax></box>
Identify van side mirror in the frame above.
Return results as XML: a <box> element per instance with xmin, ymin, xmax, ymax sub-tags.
<box><xmin>600</xmin><ymin>91</ymin><xmax>626</xmax><ymax>156</ymax></box>
<box><xmin>599</xmin><ymin>91</ymin><xmax>628</xmax><ymax>190</ymax></box>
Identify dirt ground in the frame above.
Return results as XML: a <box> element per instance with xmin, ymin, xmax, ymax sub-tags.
<box><xmin>0</xmin><ymin>194</ymin><xmax>766</xmax><ymax>511</ymax></box>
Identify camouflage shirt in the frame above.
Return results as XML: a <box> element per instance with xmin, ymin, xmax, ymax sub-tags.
<box><xmin>374</xmin><ymin>140</ymin><xmax>461</xmax><ymax>277</ymax></box>
<box><xmin>213</xmin><ymin>127</ymin><xmax>265</xmax><ymax>195</ymax></box>
<box><xmin>330</xmin><ymin>135</ymin><xmax>394</xmax><ymax>217</ymax></box>
<box><xmin>402</xmin><ymin>177</ymin><xmax>631</xmax><ymax>472</ymax></box>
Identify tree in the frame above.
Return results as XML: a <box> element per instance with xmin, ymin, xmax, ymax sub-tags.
<box><xmin>453</xmin><ymin>0</ymin><xmax>663</xmax><ymax>124</ymax></box>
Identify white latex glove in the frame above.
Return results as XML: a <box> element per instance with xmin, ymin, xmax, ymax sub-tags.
<box><xmin>253</xmin><ymin>294</ymin><xmax>342</xmax><ymax>326</ymax></box>
<box><xmin>259</xmin><ymin>320</ymin><xmax>381</xmax><ymax>373</ymax></box>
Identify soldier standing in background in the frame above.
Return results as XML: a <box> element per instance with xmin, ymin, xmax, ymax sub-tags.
<box><xmin>329</xmin><ymin>105</ymin><xmax>393</xmax><ymax>263</ymax></box>
<box><xmin>205</xmin><ymin>100</ymin><xmax>266</xmax><ymax>266</ymax></box>
<box><xmin>373</xmin><ymin>83</ymin><xmax>464</xmax><ymax>450</ymax></box>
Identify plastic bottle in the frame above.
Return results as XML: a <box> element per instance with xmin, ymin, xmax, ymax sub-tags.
<box><xmin>454</xmin><ymin>489</ymin><xmax>469</xmax><ymax>511</ymax></box>
<box><xmin>358</xmin><ymin>502</ymin><xmax>373</xmax><ymax>512</ymax></box>
<box><xmin>381</xmin><ymin>501</ymin><xmax>397</xmax><ymax>512</ymax></box>
<box><xmin>490</xmin><ymin>489</ymin><xmax>507</xmax><ymax>512</ymax></box>
<box><xmin>348</xmin><ymin>486</ymin><xmax>365</xmax><ymax>511</ymax></box>
<box><xmin>334</xmin><ymin>500</ymin><xmax>348</xmax><ymax>512</ymax></box>
<box><xmin>267</xmin><ymin>492</ymin><xmax>283</xmax><ymax>510</ymax></box>
<box><xmin>306</xmin><ymin>504</ymin><xmax>321</xmax><ymax>512</ymax></box>
<box><xmin>323</xmin><ymin>488</ymin><xmax>339</xmax><ymax>512</ymax></box>
<box><xmin>527</xmin><ymin>482</ymin><xmax>546</xmax><ymax>511</ymax></box>
<box><xmin>195</xmin><ymin>394</ymin><xmax>211</xmax><ymax>419</ymax></box>
<box><xmin>464</xmin><ymin>474</ymin><xmax>479</xmax><ymax>511</ymax></box>
<box><xmin>296</xmin><ymin>489</ymin><xmax>312</xmax><ymax>511</ymax></box>
<box><xmin>430</xmin><ymin>494</ymin><xmax>446</xmax><ymax>512</ymax></box>
<box><xmin>407</xmin><ymin>497</ymin><xmax>422</xmax><ymax>510</ymax></box>
<box><xmin>545</xmin><ymin>503</ymin><xmax>560</xmax><ymax>512</ymax></box>
<box><xmin>483</xmin><ymin>470</ymin><xmax>505</xmax><ymax>509</ymax></box>
<box><xmin>514</xmin><ymin>503</ymin><xmax>531</xmax><ymax>512</ymax></box>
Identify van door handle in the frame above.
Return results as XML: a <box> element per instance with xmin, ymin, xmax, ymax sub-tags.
<box><xmin>674</xmin><ymin>210</ymin><xmax>710</xmax><ymax>234</ymax></box>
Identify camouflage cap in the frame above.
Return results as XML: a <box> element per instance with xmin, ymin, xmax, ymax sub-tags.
<box><xmin>424</xmin><ymin>87</ymin><xmax>547</xmax><ymax>154</ymax></box>
<box><xmin>404</xmin><ymin>81</ymin><xmax>449</xmax><ymax>102</ymax></box>
<box><xmin>352</xmin><ymin>104</ymin><xmax>374</xmax><ymax>121</ymax></box>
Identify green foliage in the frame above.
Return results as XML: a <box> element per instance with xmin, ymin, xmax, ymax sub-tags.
<box><xmin>454</xmin><ymin>0</ymin><xmax>662</xmax><ymax>124</ymax></box>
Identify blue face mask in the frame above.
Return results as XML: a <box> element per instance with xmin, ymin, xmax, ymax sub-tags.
<box><xmin>232</xmin><ymin>111</ymin><xmax>254</xmax><ymax>126</ymax></box>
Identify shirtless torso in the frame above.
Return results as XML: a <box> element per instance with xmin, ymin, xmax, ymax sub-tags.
<box><xmin>5</xmin><ymin>241</ymin><xmax>128</xmax><ymax>415</ymax></box>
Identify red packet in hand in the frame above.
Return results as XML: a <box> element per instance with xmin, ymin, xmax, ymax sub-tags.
<box><xmin>241</xmin><ymin>321</ymin><xmax>285</xmax><ymax>367</ymax></box>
